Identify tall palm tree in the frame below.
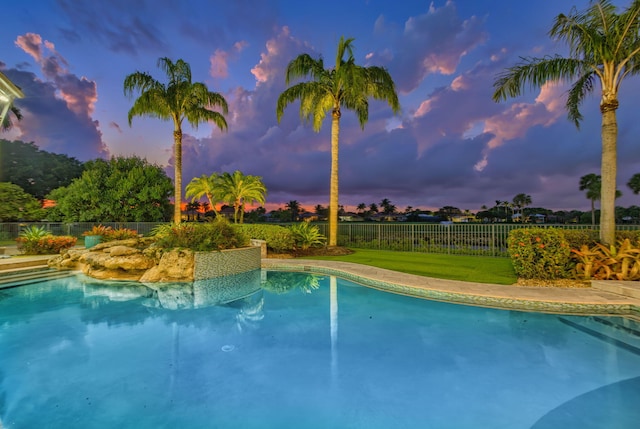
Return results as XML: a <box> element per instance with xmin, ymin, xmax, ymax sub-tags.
<box><xmin>218</xmin><ymin>170</ymin><xmax>266</xmax><ymax>223</ymax></box>
<box><xmin>185</xmin><ymin>173</ymin><xmax>221</xmax><ymax>217</ymax></box>
<box><xmin>493</xmin><ymin>0</ymin><xmax>640</xmax><ymax>244</ymax></box>
<box><xmin>276</xmin><ymin>36</ymin><xmax>400</xmax><ymax>246</ymax></box>
<box><xmin>124</xmin><ymin>57</ymin><xmax>229</xmax><ymax>224</ymax></box>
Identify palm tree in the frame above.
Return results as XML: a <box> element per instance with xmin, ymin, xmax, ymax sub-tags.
<box><xmin>185</xmin><ymin>174</ymin><xmax>221</xmax><ymax>217</ymax></box>
<box><xmin>218</xmin><ymin>170</ymin><xmax>266</xmax><ymax>223</ymax></box>
<box><xmin>368</xmin><ymin>203</ymin><xmax>379</xmax><ymax>214</ymax></box>
<box><xmin>493</xmin><ymin>1</ymin><xmax>640</xmax><ymax>244</ymax></box>
<box><xmin>276</xmin><ymin>36</ymin><xmax>400</xmax><ymax>246</ymax></box>
<box><xmin>627</xmin><ymin>173</ymin><xmax>640</xmax><ymax>194</ymax></box>
<box><xmin>286</xmin><ymin>200</ymin><xmax>301</xmax><ymax>222</ymax></box>
<box><xmin>580</xmin><ymin>174</ymin><xmax>602</xmax><ymax>226</ymax></box>
<box><xmin>580</xmin><ymin>173</ymin><xmax>622</xmax><ymax>225</ymax></box>
<box><xmin>356</xmin><ymin>203</ymin><xmax>367</xmax><ymax>215</ymax></box>
<box><xmin>380</xmin><ymin>198</ymin><xmax>396</xmax><ymax>215</ymax></box>
<box><xmin>1</xmin><ymin>105</ymin><xmax>22</xmax><ymax>131</ymax></box>
<box><xmin>512</xmin><ymin>193</ymin><xmax>532</xmax><ymax>220</ymax></box>
<box><xmin>124</xmin><ymin>57</ymin><xmax>229</xmax><ymax>224</ymax></box>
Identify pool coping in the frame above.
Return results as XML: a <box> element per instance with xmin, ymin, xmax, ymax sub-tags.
<box><xmin>262</xmin><ymin>258</ymin><xmax>640</xmax><ymax>318</ymax></box>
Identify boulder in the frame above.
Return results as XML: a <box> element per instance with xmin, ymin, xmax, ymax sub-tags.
<box><xmin>139</xmin><ymin>249</ymin><xmax>194</xmax><ymax>283</ymax></box>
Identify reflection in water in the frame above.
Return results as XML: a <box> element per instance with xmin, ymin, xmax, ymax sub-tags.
<box><xmin>262</xmin><ymin>271</ymin><xmax>321</xmax><ymax>294</ymax></box>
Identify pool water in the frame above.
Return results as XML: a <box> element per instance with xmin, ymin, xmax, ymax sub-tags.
<box><xmin>1</xmin><ymin>270</ymin><xmax>639</xmax><ymax>429</ymax></box>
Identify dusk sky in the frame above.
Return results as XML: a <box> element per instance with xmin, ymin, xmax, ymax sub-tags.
<box><xmin>3</xmin><ymin>0</ymin><xmax>640</xmax><ymax>213</ymax></box>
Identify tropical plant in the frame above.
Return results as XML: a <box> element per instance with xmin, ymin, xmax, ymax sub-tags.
<box><xmin>19</xmin><ymin>225</ymin><xmax>49</xmax><ymax>241</ymax></box>
<box><xmin>493</xmin><ymin>0</ymin><xmax>640</xmax><ymax>245</ymax></box>
<box><xmin>16</xmin><ymin>226</ymin><xmax>76</xmax><ymax>255</ymax></box>
<box><xmin>82</xmin><ymin>225</ymin><xmax>112</xmax><ymax>237</ymax></box>
<box><xmin>151</xmin><ymin>218</ymin><xmax>248</xmax><ymax>251</ymax></box>
<box><xmin>276</xmin><ymin>36</ymin><xmax>400</xmax><ymax>246</ymax></box>
<box><xmin>572</xmin><ymin>238</ymin><xmax>640</xmax><ymax>280</ymax></box>
<box><xmin>185</xmin><ymin>173</ymin><xmax>221</xmax><ymax>216</ymax></box>
<box><xmin>217</xmin><ymin>171</ymin><xmax>266</xmax><ymax>223</ymax></box>
<box><xmin>290</xmin><ymin>221</ymin><xmax>326</xmax><ymax>250</ymax></box>
<box><xmin>124</xmin><ymin>57</ymin><xmax>229</xmax><ymax>224</ymax></box>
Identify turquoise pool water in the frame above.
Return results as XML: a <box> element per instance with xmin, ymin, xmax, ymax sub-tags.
<box><xmin>1</xmin><ymin>270</ymin><xmax>639</xmax><ymax>429</ymax></box>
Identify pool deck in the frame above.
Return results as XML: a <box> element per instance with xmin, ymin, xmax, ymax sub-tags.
<box><xmin>1</xmin><ymin>247</ymin><xmax>639</xmax><ymax>318</ymax></box>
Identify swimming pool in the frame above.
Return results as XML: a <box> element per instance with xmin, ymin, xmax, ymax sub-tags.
<box><xmin>1</xmin><ymin>270</ymin><xmax>639</xmax><ymax>428</ymax></box>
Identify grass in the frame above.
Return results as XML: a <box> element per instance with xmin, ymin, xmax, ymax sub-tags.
<box><xmin>302</xmin><ymin>248</ymin><xmax>517</xmax><ymax>285</ymax></box>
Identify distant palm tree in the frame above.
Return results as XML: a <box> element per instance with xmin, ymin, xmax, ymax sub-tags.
<box><xmin>185</xmin><ymin>174</ymin><xmax>221</xmax><ymax>216</ymax></box>
<box><xmin>356</xmin><ymin>203</ymin><xmax>367</xmax><ymax>214</ymax></box>
<box><xmin>368</xmin><ymin>203</ymin><xmax>379</xmax><ymax>214</ymax></box>
<box><xmin>218</xmin><ymin>171</ymin><xmax>266</xmax><ymax>223</ymax></box>
<box><xmin>276</xmin><ymin>36</ymin><xmax>400</xmax><ymax>246</ymax></box>
<box><xmin>380</xmin><ymin>198</ymin><xmax>396</xmax><ymax>215</ymax></box>
<box><xmin>580</xmin><ymin>173</ymin><xmax>622</xmax><ymax>226</ymax></box>
<box><xmin>627</xmin><ymin>173</ymin><xmax>640</xmax><ymax>194</ymax></box>
<box><xmin>124</xmin><ymin>57</ymin><xmax>229</xmax><ymax>224</ymax></box>
<box><xmin>493</xmin><ymin>0</ymin><xmax>640</xmax><ymax>244</ymax></box>
<box><xmin>512</xmin><ymin>193</ymin><xmax>532</xmax><ymax>220</ymax></box>
<box><xmin>286</xmin><ymin>200</ymin><xmax>301</xmax><ymax>222</ymax></box>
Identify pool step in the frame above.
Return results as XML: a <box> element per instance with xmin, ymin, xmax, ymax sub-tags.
<box><xmin>558</xmin><ymin>316</ymin><xmax>640</xmax><ymax>356</ymax></box>
<box><xmin>0</xmin><ymin>267</ymin><xmax>74</xmax><ymax>289</ymax></box>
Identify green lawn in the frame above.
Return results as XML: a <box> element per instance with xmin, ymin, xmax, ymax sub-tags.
<box><xmin>302</xmin><ymin>248</ymin><xmax>517</xmax><ymax>285</ymax></box>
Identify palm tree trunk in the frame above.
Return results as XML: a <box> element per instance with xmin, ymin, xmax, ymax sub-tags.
<box><xmin>591</xmin><ymin>199</ymin><xmax>596</xmax><ymax>226</ymax></box>
<box><xmin>600</xmin><ymin>108</ymin><xmax>618</xmax><ymax>245</ymax></box>
<box><xmin>173</xmin><ymin>128</ymin><xmax>183</xmax><ymax>224</ymax></box>
<box><xmin>328</xmin><ymin>112</ymin><xmax>340</xmax><ymax>247</ymax></box>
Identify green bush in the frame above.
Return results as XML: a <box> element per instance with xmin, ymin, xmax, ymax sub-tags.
<box><xmin>508</xmin><ymin>228</ymin><xmax>572</xmax><ymax>279</ymax></box>
<box><xmin>235</xmin><ymin>224</ymin><xmax>295</xmax><ymax>253</ymax></box>
<box><xmin>152</xmin><ymin>219</ymin><xmax>248</xmax><ymax>251</ymax></box>
<box><xmin>289</xmin><ymin>222</ymin><xmax>326</xmax><ymax>250</ymax></box>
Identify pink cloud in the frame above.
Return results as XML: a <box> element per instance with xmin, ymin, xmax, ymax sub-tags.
<box><xmin>476</xmin><ymin>82</ymin><xmax>567</xmax><ymax>171</ymax></box>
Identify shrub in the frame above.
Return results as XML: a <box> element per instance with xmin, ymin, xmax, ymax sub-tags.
<box><xmin>235</xmin><ymin>224</ymin><xmax>295</xmax><ymax>253</ymax></box>
<box><xmin>82</xmin><ymin>225</ymin><xmax>112</xmax><ymax>236</ymax></box>
<box><xmin>16</xmin><ymin>235</ymin><xmax>77</xmax><ymax>255</ymax></box>
<box><xmin>289</xmin><ymin>222</ymin><xmax>326</xmax><ymax>250</ymax></box>
<box><xmin>562</xmin><ymin>229</ymin><xmax>600</xmax><ymax>250</ymax></box>
<box><xmin>151</xmin><ymin>219</ymin><xmax>248</xmax><ymax>251</ymax></box>
<box><xmin>19</xmin><ymin>225</ymin><xmax>49</xmax><ymax>241</ymax></box>
<box><xmin>572</xmin><ymin>238</ymin><xmax>640</xmax><ymax>280</ymax></box>
<box><xmin>103</xmin><ymin>227</ymin><xmax>139</xmax><ymax>241</ymax></box>
<box><xmin>507</xmin><ymin>228</ymin><xmax>572</xmax><ymax>279</ymax></box>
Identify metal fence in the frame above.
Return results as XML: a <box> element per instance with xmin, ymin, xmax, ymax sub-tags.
<box><xmin>316</xmin><ymin>222</ymin><xmax>640</xmax><ymax>257</ymax></box>
<box><xmin>0</xmin><ymin>222</ymin><xmax>165</xmax><ymax>241</ymax></box>
<box><xmin>3</xmin><ymin>221</ymin><xmax>640</xmax><ymax>258</ymax></box>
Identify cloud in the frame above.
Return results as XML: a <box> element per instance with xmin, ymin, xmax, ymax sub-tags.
<box><xmin>209</xmin><ymin>41</ymin><xmax>248</xmax><ymax>79</ymax></box>
<box><xmin>373</xmin><ymin>1</ymin><xmax>488</xmax><ymax>93</ymax></box>
<box><xmin>7</xmin><ymin>34</ymin><xmax>109</xmax><ymax>161</ymax></box>
<box><xmin>55</xmin><ymin>0</ymin><xmax>166</xmax><ymax>55</ymax></box>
